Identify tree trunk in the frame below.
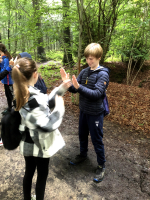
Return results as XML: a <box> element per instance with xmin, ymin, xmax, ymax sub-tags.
<box><xmin>62</xmin><ymin>0</ymin><xmax>74</xmax><ymax>67</ymax></box>
<box><xmin>32</xmin><ymin>0</ymin><xmax>46</xmax><ymax>62</ymax></box>
<box><xmin>0</xmin><ymin>33</ymin><xmax>2</xmax><ymax>43</ymax></box>
<box><xmin>8</xmin><ymin>2</ymin><xmax>11</xmax><ymax>51</ymax></box>
<box><xmin>75</xmin><ymin>0</ymin><xmax>83</xmax><ymax>105</ymax></box>
<box><xmin>77</xmin><ymin>0</ymin><xmax>83</xmax><ymax>75</ymax></box>
<box><xmin>13</xmin><ymin>12</ymin><xmax>18</xmax><ymax>54</ymax></box>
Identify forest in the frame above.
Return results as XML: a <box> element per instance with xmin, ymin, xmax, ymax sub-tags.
<box><xmin>0</xmin><ymin>0</ymin><xmax>149</xmax><ymax>67</ymax></box>
<box><xmin>0</xmin><ymin>1</ymin><xmax>150</xmax><ymax>200</ymax></box>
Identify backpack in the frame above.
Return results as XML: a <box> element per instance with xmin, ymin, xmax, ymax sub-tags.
<box><xmin>103</xmin><ymin>92</ymin><xmax>110</xmax><ymax>117</ymax></box>
<box><xmin>95</xmin><ymin>67</ymin><xmax>110</xmax><ymax>117</ymax></box>
<box><xmin>1</xmin><ymin>110</ymin><xmax>22</xmax><ymax>150</ymax></box>
<box><xmin>34</xmin><ymin>75</ymin><xmax>47</xmax><ymax>94</ymax></box>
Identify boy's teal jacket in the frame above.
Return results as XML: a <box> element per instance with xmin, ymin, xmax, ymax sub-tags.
<box><xmin>68</xmin><ymin>66</ymin><xmax>110</xmax><ymax>115</ymax></box>
<box><xmin>0</xmin><ymin>55</ymin><xmax>13</xmax><ymax>85</ymax></box>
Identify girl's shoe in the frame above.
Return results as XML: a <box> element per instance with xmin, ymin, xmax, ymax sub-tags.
<box><xmin>1</xmin><ymin>108</ymin><xmax>11</xmax><ymax>115</ymax></box>
<box><xmin>0</xmin><ymin>139</ymin><xmax>3</xmax><ymax>146</ymax></box>
<box><xmin>31</xmin><ymin>195</ymin><xmax>36</xmax><ymax>200</ymax></box>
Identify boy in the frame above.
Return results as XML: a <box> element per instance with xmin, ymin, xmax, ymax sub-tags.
<box><xmin>60</xmin><ymin>43</ymin><xmax>110</xmax><ymax>182</ymax></box>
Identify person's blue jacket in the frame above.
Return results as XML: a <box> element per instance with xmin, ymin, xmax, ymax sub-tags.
<box><xmin>69</xmin><ymin>66</ymin><xmax>110</xmax><ymax>115</ymax></box>
<box><xmin>0</xmin><ymin>55</ymin><xmax>13</xmax><ymax>85</ymax></box>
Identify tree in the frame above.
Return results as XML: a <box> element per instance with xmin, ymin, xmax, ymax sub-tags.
<box><xmin>62</xmin><ymin>0</ymin><xmax>74</xmax><ymax>66</ymax></box>
<box><xmin>81</xmin><ymin>0</ymin><xmax>129</xmax><ymax>63</ymax></box>
<box><xmin>32</xmin><ymin>0</ymin><xmax>46</xmax><ymax>61</ymax></box>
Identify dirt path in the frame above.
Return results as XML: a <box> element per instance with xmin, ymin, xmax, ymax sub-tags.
<box><xmin>0</xmin><ymin>81</ymin><xmax>150</xmax><ymax>200</ymax></box>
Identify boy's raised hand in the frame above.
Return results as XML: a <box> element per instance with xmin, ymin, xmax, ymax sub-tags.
<box><xmin>60</xmin><ymin>68</ymin><xmax>70</xmax><ymax>81</ymax></box>
<box><xmin>72</xmin><ymin>75</ymin><xmax>80</xmax><ymax>89</ymax></box>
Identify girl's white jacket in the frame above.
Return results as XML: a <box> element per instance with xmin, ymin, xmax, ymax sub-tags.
<box><xmin>19</xmin><ymin>85</ymin><xmax>66</xmax><ymax>158</ymax></box>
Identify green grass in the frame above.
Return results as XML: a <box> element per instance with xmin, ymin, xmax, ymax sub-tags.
<box><xmin>46</xmin><ymin>50</ymin><xmax>63</xmax><ymax>61</ymax></box>
<box><xmin>38</xmin><ymin>64</ymin><xmax>61</xmax><ymax>88</ymax></box>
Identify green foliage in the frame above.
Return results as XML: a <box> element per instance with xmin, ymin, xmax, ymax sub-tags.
<box><xmin>0</xmin><ymin>0</ymin><xmax>149</xmax><ymax>73</ymax></box>
<box><xmin>107</xmin><ymin>0</ymin><xmax>150</xmax><ymax>66</ymax></box>
<box><xmin>46</xmin><ymin>51</ymin><xmax>63</xmax><ymax>61</ymax></box>
<box><xmin>105</xmin><ymin>55</ymin><xmax>122</xmax><ymax>62</ymax></box>
<box><xmin>38</xmin><ymin>63</ymin><xmax>61</xmax><ymax>87</ymax></box>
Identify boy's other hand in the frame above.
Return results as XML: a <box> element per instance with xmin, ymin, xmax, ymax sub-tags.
<box><xmin>72</xmin><ymin>75</ymin><xmax>80</xmax><ymax>89</ymax></box>
<box><xmin>60</xmin><ymin>68</ymin><xmax>70</xmax><ymax>81</ymax></box>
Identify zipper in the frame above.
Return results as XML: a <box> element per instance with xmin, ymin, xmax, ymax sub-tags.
<box><xmin>85</xmin><ymin>77</ymin><xmax>88</xmax><ymax>84</ymax></box>
<box><xmin>85</xmin><ymin>66</ymin><xmax>103</xmax><ymax>85</ymax></box>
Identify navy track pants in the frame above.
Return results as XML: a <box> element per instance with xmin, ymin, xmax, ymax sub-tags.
<box><xmin>79</xmin><ymin>110</ymin><xmax>106</xmax><ymax>165</ymax></box>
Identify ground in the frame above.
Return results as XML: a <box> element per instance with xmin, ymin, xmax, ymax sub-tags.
<box><xmin>0</xmin><ymin>62</ymin><xmax>150</xmax><ymax>200</ymax></box>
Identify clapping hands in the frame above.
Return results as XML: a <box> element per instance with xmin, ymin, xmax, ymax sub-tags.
<box><xmin>60</xmin><ymin>68</ymin><xmax>80</xmax><ymax>89</ymax></box>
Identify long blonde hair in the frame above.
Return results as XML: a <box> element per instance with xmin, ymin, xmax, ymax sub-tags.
<box><xmin>12</xmin><ymin>58</ymin><xmax>37</xmax><ymax>111</ymax></box>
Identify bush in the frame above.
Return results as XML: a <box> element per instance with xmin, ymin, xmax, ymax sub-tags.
<box><xmin>46</xmin><ymin>51</ymin><xmax>63</xmax><ymax>61</ymax></box>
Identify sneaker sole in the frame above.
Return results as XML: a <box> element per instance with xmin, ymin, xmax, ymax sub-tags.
<box><xmin>69</xmin><ymin>161</ymin><xmax>76</xmax><ymax>165</ymax></box>
<box><xmin>93</xmin><ymin>177</ymin><xmax>104</xmax><ymax>183</ymax></box>
<box><xmin>69</xmin><ymin>157</ymin><xmax>87</xmax><ymax>165</ymax></box>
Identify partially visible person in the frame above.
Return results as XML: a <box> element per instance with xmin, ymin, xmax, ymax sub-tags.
<box><xmin>0</xmin><ymin>43</ymin><xmax>13</xmax><ymax>115</ymax></box>
<box><xmin>0</xmin><ymin>138</ymin><xmax>3</xmax><ymax>146</ymax></box>
<box><xmin>0</xmin><ymin>56</ymin><xmax>14</xmax><ymax>146</ymax></box>
<box><xmin>17</xmin><ymin>52</ymin><xmax>32</xmax><ymax>59</ymax></box>
<box><xmin>12</xmin><ymin>52</ymin><xmax>47</xmax><ymax>94</ymax></box>
<box><xmin>12</xmin><ymin>57</ymin><xmax>71</xmax><ymax>200</ymax></box>
<box><xmin>0</xmin><ymin>56</ymin><xmax>13</xmax><ymax>80</ymax></box>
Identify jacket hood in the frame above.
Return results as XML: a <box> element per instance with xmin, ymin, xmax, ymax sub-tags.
<box><xmin>98</xmin><ymin>65</ymin><xmax>110</xmax><ymax>74</ymax></box>
<box><xmin>88</xmin><ymin>65</ymin><xmax>110</xmax><ymax>74</ymax></box>
<box><xmin>19</xmin><ymin>52</ymin><xmax>32</xmax><ymax>59</ymax></box>
<box><xmin>2</xmin><ymin>55</ymin><xmax>7</xmax><ymax>59</ymax></box>
<box><xmin>28</xmin><ymin>85</ymin><xmax>40</xmax><ymax>95</ymax></box>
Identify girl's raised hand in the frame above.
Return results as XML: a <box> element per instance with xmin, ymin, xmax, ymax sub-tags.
<box><xmin>62</xmin><ymin>79</ymin><xmax>72</xmax><ymax>89</ymax></box>
<box><xmin>60</xmin><ymin>68</ymin><xmax>70</xmax><ymax>81</ymax></box>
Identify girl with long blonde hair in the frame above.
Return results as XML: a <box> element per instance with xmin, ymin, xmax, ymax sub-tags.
<box><xmin>12</xmin><ymin>57</ymin><xmax>71</xmax><ymax>200</ymax></box>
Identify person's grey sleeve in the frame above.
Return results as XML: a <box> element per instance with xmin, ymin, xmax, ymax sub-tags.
<box><xmin>48</xmin><ymin>84</ymin><xmax>67</xmax><ymax>109</ymax></box>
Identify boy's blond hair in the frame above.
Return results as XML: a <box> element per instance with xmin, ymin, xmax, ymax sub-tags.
<box><xmin>84</xmin><ymin>43</ymin><xmax>103</xmax><ymax>59</ymax></box>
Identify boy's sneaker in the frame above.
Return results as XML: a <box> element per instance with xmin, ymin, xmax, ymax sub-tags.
<box><xmin>70</xmin><ymin>154</ymin><xmax>87</xmax><ymax>165</ymax></box>
<box><xmin>0</xmin><ymin>139</ymin><xmax>3</xmax><ymax>146</ymax></box>
<box><xmin>93</xmin><ymin>165</ymin><xmax>105</xmax><ymax>183</ymax></box>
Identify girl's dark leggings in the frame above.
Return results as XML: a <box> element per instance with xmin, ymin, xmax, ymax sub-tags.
<box><xmin>23</xmin><ymin>156</ymin><xmax>50</xmax><ymax>200</ymax></box>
